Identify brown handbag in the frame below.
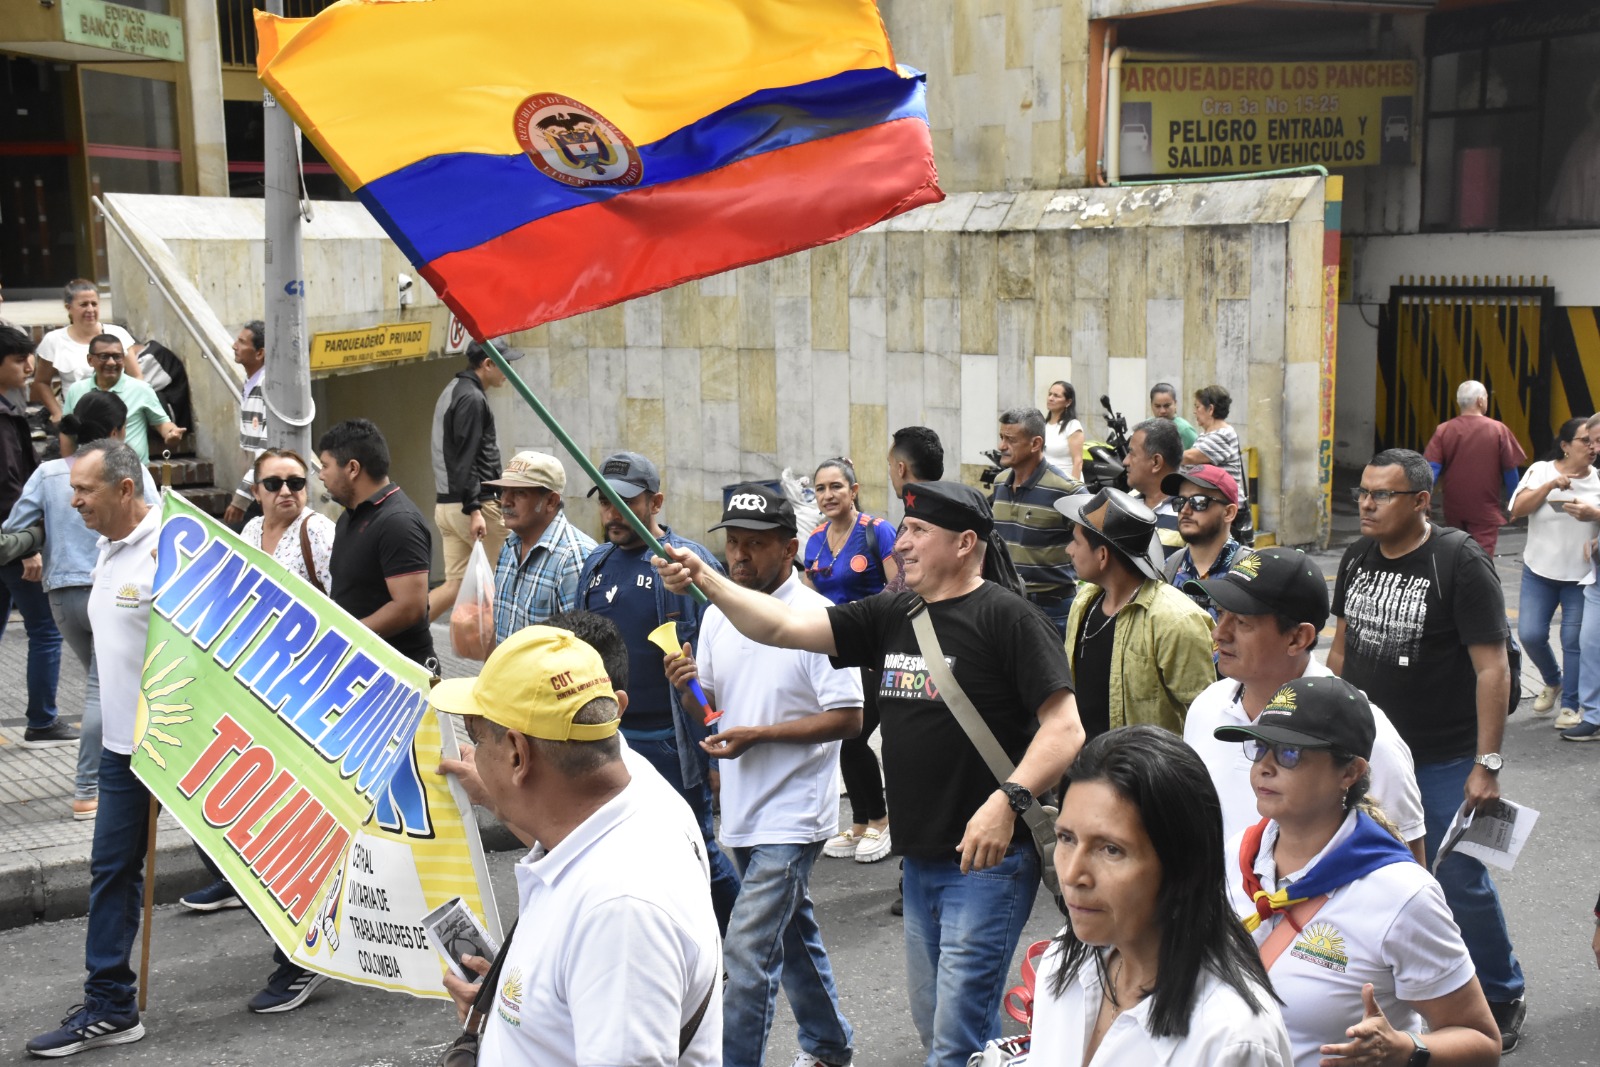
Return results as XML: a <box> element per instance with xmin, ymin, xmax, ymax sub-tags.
<box><xmin>297</xmin><ymin>516</ymin><xmax>326</xmax><ymax>594</ymax></box>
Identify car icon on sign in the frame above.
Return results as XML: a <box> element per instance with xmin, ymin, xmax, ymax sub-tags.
<box><xmin>1384</xmin><ymin>115</ymin><xmax>1409</xmax><ymax>143</ymax></box>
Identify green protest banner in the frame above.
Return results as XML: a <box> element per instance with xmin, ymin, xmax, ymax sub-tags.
<box><xmin>132</xmin><ymin>493</ymin><xmax>498</xmax><ymax>998</ymax></box>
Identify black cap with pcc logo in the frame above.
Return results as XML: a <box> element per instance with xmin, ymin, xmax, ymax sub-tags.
<box><xmin>711</xmin><ymin>483</ymin><xmax>797</xmax><ymax>534</ymax></box>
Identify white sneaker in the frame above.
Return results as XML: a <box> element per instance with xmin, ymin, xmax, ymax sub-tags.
<box><xmin>789</xmin><ymin>1053</ymin><xmax>849</xmax><ymax>1067</ymax></box>
<box><xmin>1554</xmin><ymin>708</ymin><xmax>1582</xmax><ymax>730</ymax></box>
<box><xmin>854</xmin><ymin>826</ymin><xmax>893</xmax><ymax>864</ymax></box>
<box><xmin>1532</xmin><ymin>685</ymin><xmax>1559</xmax><ymax>714</ymax></box>
<box><xmin>823</xmin><ymin>830</ymin><xmax>862</xmax><ymax>859</ymax></box>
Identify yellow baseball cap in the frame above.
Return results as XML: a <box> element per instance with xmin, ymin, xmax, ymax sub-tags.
<box><xmin>429</xmin><ymin>626</ymin><xmax>618</xmax><ymax>741</ymax></box>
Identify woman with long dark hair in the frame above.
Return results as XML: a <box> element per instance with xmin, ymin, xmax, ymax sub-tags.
<box><xmin>805</xmin><ymin>457</ymin><xmax>898</xmax><ymax>864</ymax></box>
<box><xmin>1218</xmin><ymin>676</ymin><xmax>1499</xmax><ymax>1067</ymax></box>
<box><xmin>1030</xmin><ymin>726</ymin><xmax>1292</xmax><ymax>1064</ymax></box>
<box><xmin>1508</xmin><ymin>415</ymin><xmax>1598</xmax><ymax>726</ymax></box>
<box><xmin>1044</xmin><ymin>380</ymin><xmax>1083</xmax><ymax>479</ymax></box>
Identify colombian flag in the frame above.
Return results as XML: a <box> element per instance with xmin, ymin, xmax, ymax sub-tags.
<box><xmin>256</xmin><ymin>0</ymin><xmax>943</xmax><ymax>339</ymax></box>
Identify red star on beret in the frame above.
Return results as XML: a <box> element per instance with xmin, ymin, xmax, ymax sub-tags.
<box><xmin>904</xmin><ymin>491</ymin><xmax>916</xmax><ymax>508</ymax></box>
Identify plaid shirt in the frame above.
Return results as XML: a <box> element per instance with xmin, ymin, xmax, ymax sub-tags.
<box><xmin>1167</xmin><ymin>538</ymin><xmax>1242</xmax><ymax>621</ymax></box>
<box><xmin>493</xmin><ymin>511</ymin><xmax>598</xmax><ymax>643</ymax></box>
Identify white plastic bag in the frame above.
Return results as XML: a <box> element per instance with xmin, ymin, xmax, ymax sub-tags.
<box><xmin>449</xmin><ymin>539</ymin><xmax>496</xmax><ymax>661</ymax></box>
<box><xmin>781</xmin><ymin>468</ymin><xmax>822</xmax><ymax>534</ymax></box>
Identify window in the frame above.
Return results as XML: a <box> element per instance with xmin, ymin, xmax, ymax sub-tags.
<box><xmin>1423</xmin><ymin>1</ymin><xmax>1600</xmax><ymax>232</ymax></box>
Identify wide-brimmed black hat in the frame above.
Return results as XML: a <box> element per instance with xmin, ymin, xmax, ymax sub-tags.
<box><xmin>1053</xmin><ymin>487</ymin><xmax>1163</xmax><ymax>581</ymax></box>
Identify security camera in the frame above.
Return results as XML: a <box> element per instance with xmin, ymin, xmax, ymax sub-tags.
<box><xmin>397</xmin><ymin>272</ymin><xmax>415</xmax><ymax>307</ymax></box>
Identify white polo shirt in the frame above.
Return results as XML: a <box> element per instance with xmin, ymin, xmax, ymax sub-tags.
<box><xmin>1028</xmin><ymin>936</ymin><xmax>1294</xmax><ymax>1066</ymax></box>
<box><xmin>481</xmin><ymin>776</ymin><xmax>721</xmax><ymax>1067</ymax></box>
<box><xmin>1184</xmin><ymin>659</ymin><xmax>1425</xmax><ymax>846</ymax></box>
<box><xmin>1227</xmin><ymin>814</ymin><xmax>1475</xmax><ymax>1067</ymax></box>
<box><xmin>698</xmin><ymin>572</ymin><xmax>862</xmax><ymax>847</ymax></box>
<box><xmin>88</xmin><ymin>504</ymin><xmax>161</xmax><ymax>756</ymax></box>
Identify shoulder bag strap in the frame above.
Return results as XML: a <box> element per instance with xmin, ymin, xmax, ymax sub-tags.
<box><xmin>462</xmin><ymin>917</ymin><xmax>519</xmax><ymax>1034</ymax></box>
<box><xmin>298</xmin><ymin>516</ymin><xmax>327</xmax><ymax>595</ymax></box>
<box><xmin>1258</xmin><ymin>896</ymin><xmax>1329</xmax><ymax>971</ymax></box>
<box><xmin>907</xmin><ymin>600</ymin><xmax>1060</xmax><ymax>890</ymax></box>
<box><xmin>679</xmin><ymin>977</ymin><xmax>715</xmax><ymax>1055</ymax></box>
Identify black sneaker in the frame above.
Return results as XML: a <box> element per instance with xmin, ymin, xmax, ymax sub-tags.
<box><xmin>248</xmin><ymin>961</ymin><xmax>329</xmax><ymax>1013</ymax></box>
<box><xmin>1489</xmin><ymin>997</ymin><xmax>1526</xmax><ymax>1054</ymax></box>
<box><xmin>179</xmin><ymin>879</ymin><xmax>242</xmax><ymax>912</ymax></box>
<box><xmin>21</xmin><ymin>721</ymin><xmax>80</xmax><ymax>750</ymax></box>
<box><xmin>26</xmin><ymin>1003</ymin><xmax>144</xmax><ymax>1058</ymax></box>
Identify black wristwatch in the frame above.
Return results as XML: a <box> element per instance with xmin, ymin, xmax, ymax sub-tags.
<box><xmin>998</xmin><ymin>782</ymin><xmax>1033</xmax><ymax>814</ymax></box>
<box><xmin>1404</xmin><ymin>1031</ymin><xmax>1431</xmax><ymax>1066</ymax></box>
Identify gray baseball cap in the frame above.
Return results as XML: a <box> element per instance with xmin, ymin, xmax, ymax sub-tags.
<box><xmin>586</xmin><ymin>451</ymin><xmax>660</xmax><ymax>500</ymax></box>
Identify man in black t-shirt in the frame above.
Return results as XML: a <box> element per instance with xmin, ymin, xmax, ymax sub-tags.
<box><xmin>1329</xmin><ymin>448</ymin><xmax>1525</xmax><ymax>1051</ymax></box>
<box><xmin>654</xmin><ymin>480</ymin><xmax>1083</xmax><ymax>1067</ymax></box>
<box><xmin>317</xmin><ymin>418</ymin><xmax>436</xmax><ymax>668</ymax></box>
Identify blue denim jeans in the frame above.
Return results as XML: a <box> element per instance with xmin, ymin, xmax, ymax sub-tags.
<box><xmin>1579</xmin><ymin>582</ymin><xmax>1600</xmax><ymax>727</ymax></box>
<box><xmin>627</xmin><ymin>736</ymin><xmax>741</xmax><ymax>934</ymax></box>
<box><xmin>85</xmin><ymin>751</ymin><xmax>151</xmax><ymax>1013</ymax></box>
<box><xmin>1518</xmin><ymin>565</ymin><xmax>1583</xmax><ymax>711</ymax></box>
<box><xmin>49</xmin><ymin>586</ymin><xmax>101</xmax><ymax>798</ymax></box>
<box><xmin>723</xmin><ymin>842</ymin><xmax>852</xmax><ymax>1067</ymax></box>
<box><xmin>0</xmin><ymin>560</ymin><xmax>63</xmax><ymax>730</ymax></box>
<box><xmin>903</xmin><ymin>846</ymin><xmax>1040</xmax><ymax>1067</ymax></box>
<box><xmin>1417</xmin><ymin>756</ymin><xmax>1525</xmax><ymax>1004</ymax></box>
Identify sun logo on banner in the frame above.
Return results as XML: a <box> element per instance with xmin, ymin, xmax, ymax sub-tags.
<box><xmin>135</xmin><ymin>640</ymin><xmax>195</xmax><ymax>768</ymax></box>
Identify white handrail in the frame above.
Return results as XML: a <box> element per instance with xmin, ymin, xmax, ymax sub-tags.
<box><xmin>92</xmin><ymin>195</ymin><xmax>243</xmax><ymax>406</ymax></box>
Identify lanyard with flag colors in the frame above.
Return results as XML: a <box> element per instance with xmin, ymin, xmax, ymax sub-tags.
<box><xmin>254</xmin><ymin>0</ymin><xmax>943</xmax><ymax>339</ymax></box>
<box><xmin>1237</xmin><ymin>812</ymin><xmax>1414</xmax><ymax>933</ymax></box>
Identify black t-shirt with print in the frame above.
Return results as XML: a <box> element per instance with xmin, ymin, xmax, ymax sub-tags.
<box><xmin>1332</xmin><ymin>528</ymin><xmax>1507</xmax><ymax>762</ymax></box>
<box><xmin>827</xmin><ymin>583</ymin><xmax>1075</xmax><ymax>859</ymax></box>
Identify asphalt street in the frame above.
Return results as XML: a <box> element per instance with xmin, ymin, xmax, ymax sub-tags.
<box><xmin>2</xmin><ymin>694</ymin><xmax>1598</xmax><ymax>1066</ymax></box>
<box><xmin>1</xmin><ymin>522</ymin><xmax>1599</xmax><ymax>1064</ymax></box>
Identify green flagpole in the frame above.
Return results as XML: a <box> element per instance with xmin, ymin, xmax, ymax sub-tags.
<box><xmin>482</xmin><ymin>339</ymin><xmax>709</xmax><ymax>605</ymax></box>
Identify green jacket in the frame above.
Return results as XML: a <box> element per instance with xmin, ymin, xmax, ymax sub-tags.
<box><xmin>1065</xmin><ymin>577</ymin><xmax>1216</xmax><ymax>734</ymax></box>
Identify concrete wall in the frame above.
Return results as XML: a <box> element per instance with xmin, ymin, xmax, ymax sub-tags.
<box><xmin>885</xmin><ymin>0</ymin><xmax>1091</xmax><ymax>190</ymax></box>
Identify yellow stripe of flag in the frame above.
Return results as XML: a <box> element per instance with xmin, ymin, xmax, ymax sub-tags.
<box><xmin>256</xmin><ymin>0</ymin><xmax>897</xmax><ymax>189</ymax></box>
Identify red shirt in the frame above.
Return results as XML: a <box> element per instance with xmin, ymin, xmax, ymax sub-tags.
<box><xmin>1423</xmin><ymin>415</ymin><xmax>1526</xmax><ymax>526</ymax></box>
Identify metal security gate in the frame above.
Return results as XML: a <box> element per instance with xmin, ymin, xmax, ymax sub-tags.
<box><xmin>1377</xmin><ymin>278</ymin><xmax>1555</xmax><ymax>460</ymax></box>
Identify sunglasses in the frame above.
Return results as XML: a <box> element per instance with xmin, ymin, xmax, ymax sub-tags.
<box><xmin>1175</xmin><ymin>494</ymin><xmax>1222</xmax><ymax>512</ymax></box>
<box><xmin>1243</xmin><ymin>739</ymin><xmax>1313</xmax><ymax>769</ymax></box>
<box><xmin>260</xmin><ymin>475</ymin><xmax>307</xmax><ymax>494</ymax></box>
<box><xmin>89</xmin><ymin>351</ymin><xmax>124</xmax><ymax>363</ymax></box>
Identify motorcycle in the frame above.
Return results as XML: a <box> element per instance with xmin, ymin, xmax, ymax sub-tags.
<box><xmin>1082</xmin><ymin>394</ymin><xmax>1130</xmax><ymax>493</ymax></box>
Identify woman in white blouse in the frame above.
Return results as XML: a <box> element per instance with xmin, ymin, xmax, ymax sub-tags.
<box><xmin>1029</xmin><ymin>726</ymin><xmax>1293</xmax><ymax>1066</ymax></box>
<box><xmin>1217</xmin><ymin>675</ymin><xmax>1499</xmax><ymax>1067</ymax></box>
<box><xmin>1043</xmin><ymin>380</ymin><xmax>1084</xmax><ymax>478</ymax></box>
<box><xmin>241</xmin><ymin>448</ymin><xmax>335</xmax><ymax>592</ymax></box>
<box><xmin>30</xmin><ymin>279</ymin><xmax>141</xmax><ymax>421</ymax></box>
<box><xmin>1507</xmin><ymin>416</ymin><xmax>1599</xmax><ymax>726</ymax></box>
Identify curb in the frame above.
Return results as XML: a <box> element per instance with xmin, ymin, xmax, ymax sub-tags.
<box><xmin>0</xmin><ymin>831</ymin><xmax>213</xmax><ymax>932</ymax></box>
<box><xmin>0</xmin><ymin>808</ymin><xmax>522</xmax><ymax>932</ymax></box>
